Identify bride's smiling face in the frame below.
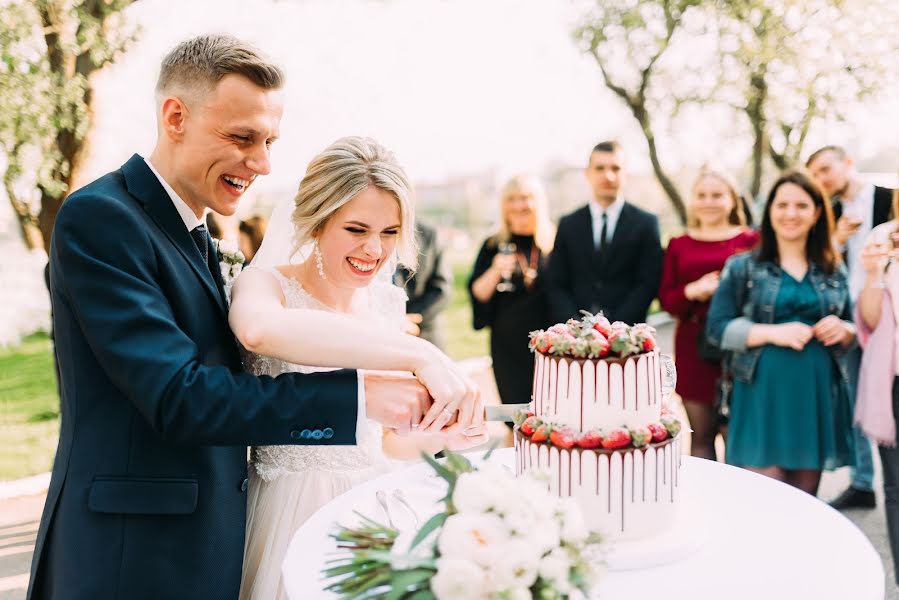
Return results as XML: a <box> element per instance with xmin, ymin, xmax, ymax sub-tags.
<box><xmin>316</xmin><ymin>186</ymin><xmax>401</xmax><ymax>287</ymax></box>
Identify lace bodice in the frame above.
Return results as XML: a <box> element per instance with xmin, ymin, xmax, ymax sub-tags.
<box><xmin>239</xmin><ymin>267</ymin><xmax>407</xmax><ymax>481</ymax></box>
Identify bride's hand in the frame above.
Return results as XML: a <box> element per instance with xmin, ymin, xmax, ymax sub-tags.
<box><xmin>412</xmin><ymin>345</ymin><xmax>482</xmax><ymax>431</ymax></box>
<box><xmin>422</xmin><ymin>395</ymin><xmax>488</xmax><ymax>451</ymax></box>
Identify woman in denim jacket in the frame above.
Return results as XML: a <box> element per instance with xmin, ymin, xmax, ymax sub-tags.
<box><xmin>707</xmin><ymin>170</ymin><xmax>856</xmax><ymax>495</ymax></box>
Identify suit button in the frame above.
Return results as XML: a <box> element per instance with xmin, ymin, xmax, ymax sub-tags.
<box><xmin>322</xmin><ymin>427</ymin><xmax>334</xmax><ymax>439</ymax></box>
<box><xmin>289</xmin><ymin>430</ymin><xmax>301</xmax><ymax>439</ymax></box>
<box><xmin>312</xmin><ymin>429</ymin><xmax>324</xmax><ymax>440</ymax></box>
<box><xmin>300</xmin><ymin>429</ymin><xmax>313</xmax><ymax>439</ymax></box>
<box><xmin>240</xmin><ymin>478</ymin><xmax>249</xmax><ymax>492</ymax></box>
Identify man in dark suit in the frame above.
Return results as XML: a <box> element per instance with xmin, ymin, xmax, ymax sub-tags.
<box><xmin>394</xmin><ymin>220</ymin><xmax>453</xmax><ymax>350</ymax></box>
<box><xmin>546</xmin><ymin>140</ymin><xmax>663</xmax><ymax>324</ymax></box>
<box><xmin>808</xmin><ymin>144</ymin><xmax>895</xmax><ymax>512</ymax></box>
<box><xmin>27</xmin><ymin>35</ymin><xmax>443</xmax><ymax>600</ymax></box>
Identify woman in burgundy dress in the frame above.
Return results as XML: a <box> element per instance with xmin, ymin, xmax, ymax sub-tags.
<box><xmin>659</xmin><ymin>167</ymin><xmax>759</xmax><ymax>460</ymax></box>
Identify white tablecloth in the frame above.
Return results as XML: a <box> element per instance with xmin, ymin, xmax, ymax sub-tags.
<box><xmin>282</xmin><ymin>450</ymin><xmax>884</xmax><ymax>600</ymax></box>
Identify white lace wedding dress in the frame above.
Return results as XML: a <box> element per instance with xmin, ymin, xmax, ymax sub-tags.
<box><xmin>238</xmin><ymin>267</ymin><xmax>406</xmax><ymax>600</ymax></box>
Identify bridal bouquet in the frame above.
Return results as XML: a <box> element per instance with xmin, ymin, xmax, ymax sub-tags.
<box><xmin>323</xmin><ymin>451</ymin><xmax>603</xmax><ymax>599</ymax></box>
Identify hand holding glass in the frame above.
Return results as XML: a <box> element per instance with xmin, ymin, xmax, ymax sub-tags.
<box><xmin>496</xmin><ymin>242</ymin><xmax>517</xmax><ymax>292</ymax></box>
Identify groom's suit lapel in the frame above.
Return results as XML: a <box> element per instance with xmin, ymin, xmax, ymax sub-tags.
<box><xmin>121</xmin><ymin>154</ymin><xmax>228</xmax><ymax>316</ymax></box>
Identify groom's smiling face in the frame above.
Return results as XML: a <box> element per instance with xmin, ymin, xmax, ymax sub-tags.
<box><xmin>172</xmin><ymin>74</ymin><xmax>284</xmax><ymax>217</ymax></box>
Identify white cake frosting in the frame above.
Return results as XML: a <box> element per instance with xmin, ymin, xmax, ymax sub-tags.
<box><xmin>518</xmin><ymin>349</ymin><xmax>681</xmax><ymax>542</ymax></box>
<box><xmin>532</xmin><ymin>351</ymin><xmax>663</xmax><ymax>431</ymax></box>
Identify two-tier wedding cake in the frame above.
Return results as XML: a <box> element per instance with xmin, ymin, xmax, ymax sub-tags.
<box><xmin>514</xmin><ymin>314</ymin><xmax>682</xmax><ymax>542</ymax></box>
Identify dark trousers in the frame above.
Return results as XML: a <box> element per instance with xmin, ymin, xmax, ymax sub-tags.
<box><xmin>880</xmin><ymin>377</ymin><xmax>899</xmax><ymax>583</ymax></box>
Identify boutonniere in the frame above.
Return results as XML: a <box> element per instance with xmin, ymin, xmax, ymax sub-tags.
<box><xmin>213</xmin><ymin>238</ymin><xmax>246</xmax><ymax>284</ymax></box>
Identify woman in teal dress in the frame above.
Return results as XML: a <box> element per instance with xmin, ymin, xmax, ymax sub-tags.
<box><xmin>707</xmin><ymin>170</ymin><xmax>856</xmax><ymax>495</ymax></box>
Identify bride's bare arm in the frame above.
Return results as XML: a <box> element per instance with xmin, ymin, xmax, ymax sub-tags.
<box><xmin>230</xmin><ymin>268</ymin><xmax>434</xmax><ymax>371</ymax></box>
<box><xmin>229</xmin><ymin>268</ymin><xmax>482</xmax><ymax>429</ymax></box>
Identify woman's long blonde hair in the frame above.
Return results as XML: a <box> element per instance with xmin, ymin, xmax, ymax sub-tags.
<box><xmin>687</xmin><ymin>165</ymin><xmax>747</xmax><ymax>229</ymax></box>
<box><xmin>495</xmin><ymin>174</ymin><xmax>555</xmax><ymax>253</ymax></box>
<box><xmin>291</xmin><ymin>136</ymin><xmax>417</xmax><ymax>271</ymax></box>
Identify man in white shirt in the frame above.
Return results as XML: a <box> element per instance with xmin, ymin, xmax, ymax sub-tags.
<box><xmin>808</xmin><ymin>144</ymin><xmax>894</xmax><ymax>511</ymax></box>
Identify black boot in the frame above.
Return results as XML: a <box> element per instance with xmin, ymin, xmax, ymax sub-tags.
<box><xmin>828</xmin><ymin>486</ymin><xmax>876</xmax><ymax>510</ymax></box>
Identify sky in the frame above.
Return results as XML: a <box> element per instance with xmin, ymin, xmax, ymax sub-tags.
<box><xmin>85</xmin><ymin>0</ymin><xmax>899</xmax><ymax>197</ymax></box>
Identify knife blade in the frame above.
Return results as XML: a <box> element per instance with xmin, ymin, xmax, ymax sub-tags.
<box><xmin>484</xmin><ymin>403</ymin><xmax>531</xmax><ymax>422</ymax></box>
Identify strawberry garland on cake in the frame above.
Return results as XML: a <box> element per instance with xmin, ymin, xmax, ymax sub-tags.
<box><xmin>515</xmin><ymin>409</ymin><xmax>682</xmax><ymax>451</ymax></box>
<box><xmin>528</xmin><ymin>312</ymin><xmax>657</xmax><ymax>359</ymax></box>
<box><xmin>521</xmin><ymin>311</ymin><xmax>682</xmax><ymax>451</ymax></box>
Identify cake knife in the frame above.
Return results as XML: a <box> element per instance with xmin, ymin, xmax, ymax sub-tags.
<box><xmin>484</xmin><ymin>403</ymin><xmax>531</xmax><ymax>423</ymax></box>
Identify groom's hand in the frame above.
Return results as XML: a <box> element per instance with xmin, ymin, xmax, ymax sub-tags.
<box><xmin>363</xmin><ymin>372</ymin><xmax>432</xmax><ymax>435</ymax></box>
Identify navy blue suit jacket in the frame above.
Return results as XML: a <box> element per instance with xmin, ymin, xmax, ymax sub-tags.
<box><xmin>28</xmin><ymin>155</ymin><xmax>359</xmax><ymax>599</ymax></box>
<box><xmin>546</xmin><ymin>203</ymin><xmax>663</xmax><ymax>324</ymax></box>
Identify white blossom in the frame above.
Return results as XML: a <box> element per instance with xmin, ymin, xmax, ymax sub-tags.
<box><xmin>438</xmin><ymin>513</ymin><xmax>510</xmax><ymax>566</ymax></box>
<box><xmin>217</xmin><ymin>238</ymin><xmax>239</xmax><ymax>255</ymax></box>
<box><xmin>431</xmin><ymin>558</ymin><xmax>488</xmax><ymax>600</ymax></box>
<box><xmin>488</xmin><ymin>541</ymin><xmax>541</xmax><ymax>590</ymax></box>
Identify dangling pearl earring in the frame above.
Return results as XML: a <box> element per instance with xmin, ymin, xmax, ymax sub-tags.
<box><xmin>313</xmin><ymin>239</ymin><xmax>326</xmax><ymax>279</ymax></box>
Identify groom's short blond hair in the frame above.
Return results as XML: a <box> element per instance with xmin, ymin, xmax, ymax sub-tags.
<box><xmin>156</xmin><ymin>34</ymin><xmax>283</xmax><ymax>102</ymax></box>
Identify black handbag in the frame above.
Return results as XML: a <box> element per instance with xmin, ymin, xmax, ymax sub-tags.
<box><xmin>696</xmin><ymin>326</ymin><xmax>724</xmax><ymax>363</ymax></box>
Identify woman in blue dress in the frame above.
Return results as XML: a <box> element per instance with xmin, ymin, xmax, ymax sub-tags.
<box><xmin>707</xmin><ymin>170</ymin><xmax>856</xmax><ymax>495</ymax></box>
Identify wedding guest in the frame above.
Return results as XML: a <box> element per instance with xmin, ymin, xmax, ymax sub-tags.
<box><xmin>807</xmin><ymin>145</ymin><xmax>894</xmax><ymax>510</ymax></box>
<box><xmin>706</xmin><ymin>170</ymin><xmax>855</xmax><ymax>495</ymax></box>
<box><xmin>469</xmin><ymin>175</ymin><xmax>554</xmax><ymax>405</ymax></box>
<box><xmin>239</xmin><ymin>215</ymin><xmax>268</xmax><ymax>263</ymax></box>
<box><xmin>546</xmin><ymin>140</ymin><xmax>663</xmax><ymax>324</ymax></box>
<box><xmin>853</xmin><ymin>189</ymin><xmax>899</xmax><ymax>581</ymax></box>
<box><xmin>394</xmin><ymin>220</ymin><xmax>454</xmax><ymax>350</ymax></box>
<box><xmin>659</xmin><ymin>166</ymin><xmax>759</xmax><ymax>460</ymax></box>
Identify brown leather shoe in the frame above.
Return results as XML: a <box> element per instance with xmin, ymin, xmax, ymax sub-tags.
<box><xmin>828</xmin><ymin>486</ymin><xmax>876</xmax><ymax>510</ymax></box>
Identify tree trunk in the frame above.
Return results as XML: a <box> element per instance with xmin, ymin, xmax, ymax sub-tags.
<box><xmin>745</xmin><ymin>71</ymin><xmax>768</xmax><ymax>199</ymax></box>
<box><xmin>4</xmin><ymin>181</ymin><xmax>43</xmax><ymax>251</ymax></box>
<box><xmin>632</xmin><ymin>103</ymin><xmax>687</xmax><ymax>225</ymax></box>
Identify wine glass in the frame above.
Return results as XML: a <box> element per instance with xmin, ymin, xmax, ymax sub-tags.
<box><xmin>660</xmin><ymin>353</ymin><xmax>677</xmax><ymax>408</ymax></box>
<box><xmin>495</xmin><ymin>242</ymin><xmax>517</xmax><ymax>293</ymax></box>
<box><xmin>874</xmin><ymin>229</ymin><xmax>899</xmax><ymax>289</ymax></box>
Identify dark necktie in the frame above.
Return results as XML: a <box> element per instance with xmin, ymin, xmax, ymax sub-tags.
<box><xmin>191</xmin><ymin>224</ymin><xmax>209</xmax><ymax>265</ymax></box>
<box><xmin>598</xmin><ymin>212</ymin><xmax>608</xmax><ymax>255</ymax></box>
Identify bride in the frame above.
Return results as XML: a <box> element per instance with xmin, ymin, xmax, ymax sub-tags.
<box><xmin>228</xmin><ymin>136</ymin><xmax>488</xmax><ymax>600</ymax></box>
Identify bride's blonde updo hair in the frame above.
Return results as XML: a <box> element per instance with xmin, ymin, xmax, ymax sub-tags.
<box><xmin>291</xmin><ymin>136</ymin><xmax>418</xmax><ymax>271</ymax></box>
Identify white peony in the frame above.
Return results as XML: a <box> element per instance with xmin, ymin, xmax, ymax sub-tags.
<box><xmin>538</xmin><ymin>547</ymin><xmax>572</xmax><ymax>593</ymax></box>
<box><xmin>488</xmin><ymin>541</ymin><xmax>541</xmax><ymax>590</ymax></box>
<box><xmin>520</xmin><ymin>516</ymin><xmax>561</xmax><ymax>555</ymax></box>
<box><xmin>430</xmin><ymin>558</ymin><xmax>488</xmax><ymax>600</ymax></box>
<box><xmin>438</xmin><ymin>513</ymin><xmax>510</xmax><ymax>566</ymax></box>
<box><xmin>495</xmin><ymin>588</ymin><xmax>533</xmax><ymax>600</ymax></box>
<box><xmin>220</xmin><ymin>263</ymin><xmax>231</xmax><ymax>280</ymax></box>
<box><xmin>217</xmin><ymin>238</ymin><xmax>239</xmax><ymax>255</ymax></box>
<box><xmin>453</xmin><ymin>471</ymin><xmax>505</xmax><ymax>514</ymax></box>
<box><xmin>556</xmin><ymin>499</ymin><xmax>588</xmax><ymax>545</ymax></box>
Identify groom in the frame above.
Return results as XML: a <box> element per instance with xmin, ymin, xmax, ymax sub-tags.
<box><xmin>28</xmin><ymin>35</ymin><xmax>444</xmax><ymax>599</ymax></box>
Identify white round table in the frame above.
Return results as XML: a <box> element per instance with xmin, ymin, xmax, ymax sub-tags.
<box><xmin>282</xmin><ymin>450</ymin><xmax>884</xmax><ymax>600</ymax></box>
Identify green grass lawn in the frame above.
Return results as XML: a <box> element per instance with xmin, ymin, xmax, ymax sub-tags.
<box><xmin>444</xmin><ymin>259</ymin><xmax>489</xmax><ymax>361</ymax></box>
<box><xmin>1</xmin><ymin>333</ymin><xmax>59</xmax><ymax>481</ymax></box>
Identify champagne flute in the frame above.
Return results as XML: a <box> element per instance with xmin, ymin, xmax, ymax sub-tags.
<box><xmin>874</xmin><ymin>229</ymin><xmax>899</xmax><ymax>289</ymax></box>
<box><xmin>495</xmin><ymin>242</ymin><xmax>517</xmax><ymax>292</ymax></box>
<box><xmin>660</xmin><ymin>353</ymin><xmax>677</xmax><ymax>408</ymax></box>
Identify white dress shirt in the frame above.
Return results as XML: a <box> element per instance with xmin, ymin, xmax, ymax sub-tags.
<box><xmin>588</xmin><ymin>196</ymin><xmax>626</xmax><ymax>249</ymax></box>
<box><xmin>141</xmin><ymin>156</ymin><xmax>368</xmax><ymax>441</ymax></box>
